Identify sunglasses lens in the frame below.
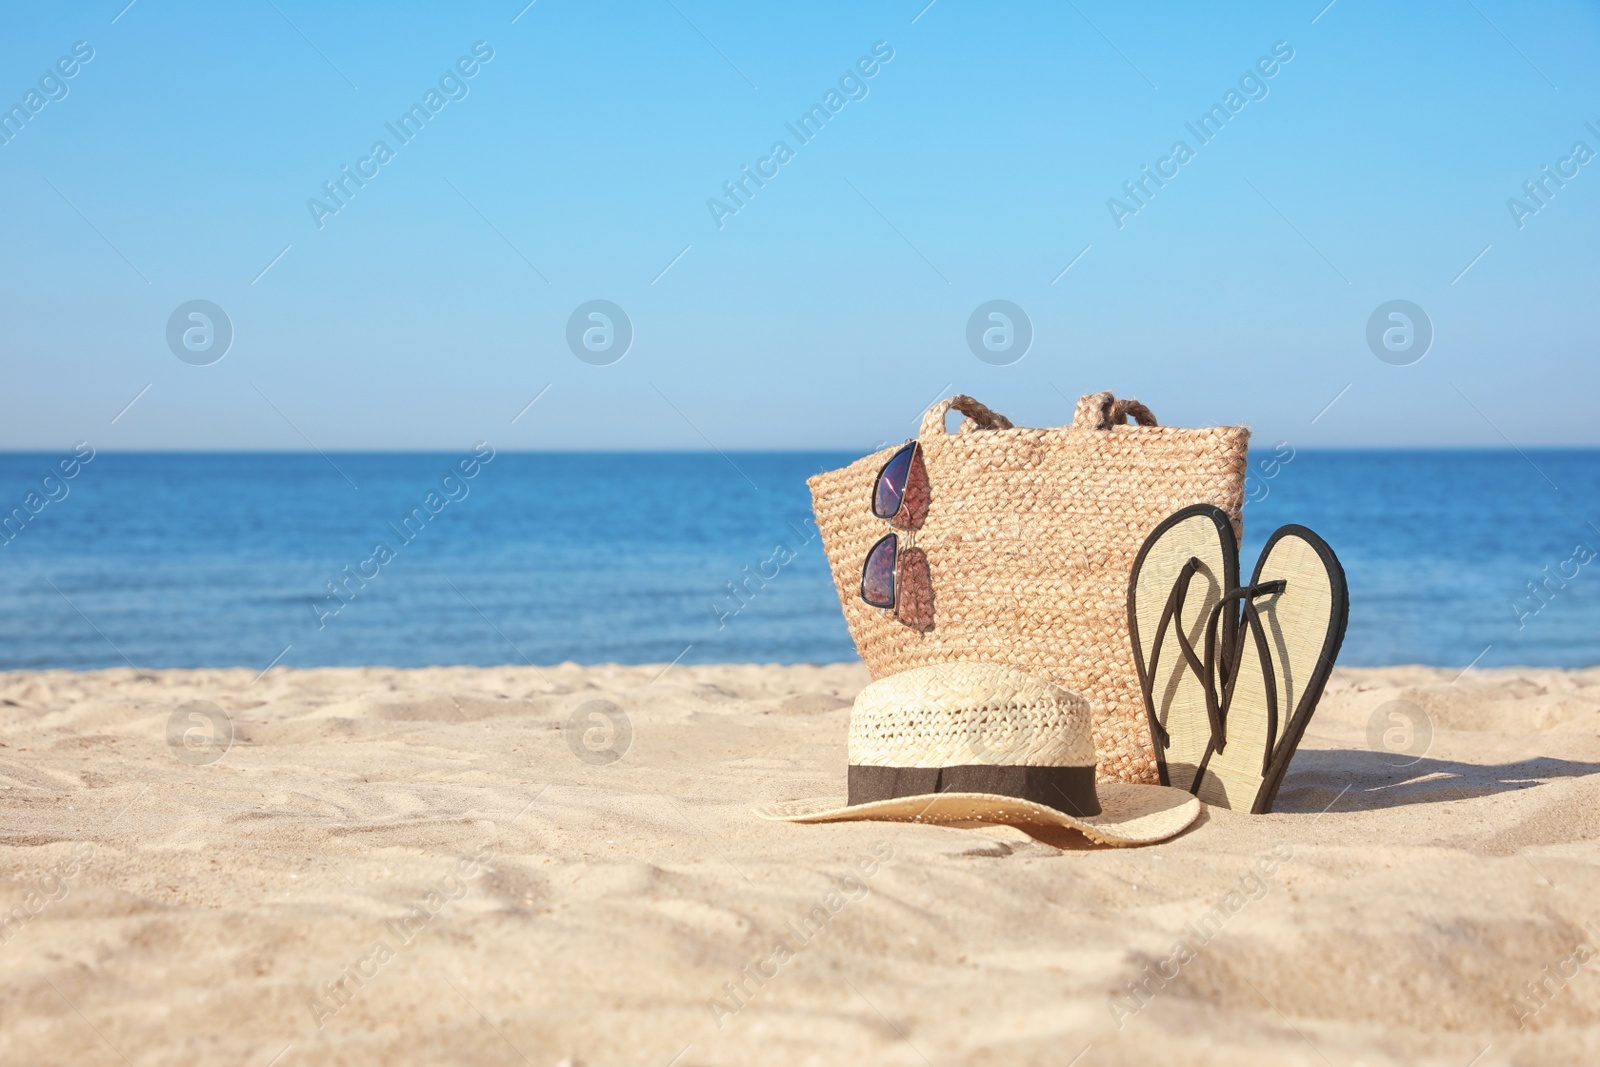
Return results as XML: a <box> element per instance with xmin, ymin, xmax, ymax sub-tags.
<box><xmin>860</xmin><ymin>534</ymin><xmax>898</xmax><ymax>607</ymax></box>
<box><xmin>872</xmin><ymin>444</ymin><xmax>916</xmax><ymax>519</ymax></box>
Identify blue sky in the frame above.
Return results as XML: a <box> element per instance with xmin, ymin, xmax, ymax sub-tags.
<box><xmin>2</xmin><ymin>0</ymin><xmax>1597</xmax><ymax>451</ymax></box>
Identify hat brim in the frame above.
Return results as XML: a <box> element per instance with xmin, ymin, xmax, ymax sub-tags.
<box><xmin>757</xmin><ymin>783</ymin><xmax>1201</xmax><ymax>847</ymax></box>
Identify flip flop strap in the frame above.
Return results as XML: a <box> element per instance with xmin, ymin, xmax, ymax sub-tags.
<box><xmin>1144</xmin><ymin>559</ymin><xmax>1193</xmax><ymax>748</ymax></box>
<box><xmin>1205</xmin><ymin>580</ymin><xmax>1287</xmax><ymax>771</ymax></box>
<box><xmin>1147</xmin><ymin>566</ymin><xmax>1289</xmax><ymax>774</ymax></box>
<box><xmin>1145</xmin><ymin>558</ymin><xmax>1226</xmax><ymax>751</ymax></box>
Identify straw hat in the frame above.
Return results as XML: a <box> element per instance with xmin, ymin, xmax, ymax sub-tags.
<box><xmin>760</xmin><ymin>662</ymin><xmax>1201</xmax><ymax>846</ymax></box>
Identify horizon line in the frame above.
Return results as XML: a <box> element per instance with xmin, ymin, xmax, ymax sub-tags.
<box><xmin>3</xmin><ymin>444</ymin><xmax>1599</xmax><ymax>455</ymax></box>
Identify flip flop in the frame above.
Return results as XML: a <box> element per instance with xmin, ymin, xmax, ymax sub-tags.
<box><xmin>1198</xmin><ymin>525</ymin><xmax>1349</xmax><ymax>813</ymax></box>
<box><xmin>1126</xmin><ymin>504</ymin><xmax>1239</xmax><ymax>794</ymax></box>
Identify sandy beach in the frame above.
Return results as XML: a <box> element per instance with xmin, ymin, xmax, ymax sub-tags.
<box><xmin>2</xmin><ymin>661</ymin><xmax>1599</xmax><ymax>1065</ymax></box>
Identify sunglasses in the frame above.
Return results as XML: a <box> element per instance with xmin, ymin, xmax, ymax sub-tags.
<box><xmin>860</xmin><ymin>441</ymin><xmax>933</xmax><ymax>629</ymax></box>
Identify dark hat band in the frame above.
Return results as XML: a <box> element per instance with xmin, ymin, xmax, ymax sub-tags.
<box><xmin>847</xmin><ymin>764</ymin><xmax>1101</xmax><ymax>817</ymax></box>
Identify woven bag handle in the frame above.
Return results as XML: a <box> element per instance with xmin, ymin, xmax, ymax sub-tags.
<box><xmin>918</xmin><ymin>395</ymin><xmax>1016</xmax><ymax>438</ymax></box>
<box><xmin>1072</xmin><ymin>391</ymin><xmax>1159</xmax><ymax>430</ymax></box>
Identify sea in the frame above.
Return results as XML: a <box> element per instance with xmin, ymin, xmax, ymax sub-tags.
<box><xmin>0</xmin><ymin>449</ymin><xmax>1596</xmax><ymax>672</ymax></box>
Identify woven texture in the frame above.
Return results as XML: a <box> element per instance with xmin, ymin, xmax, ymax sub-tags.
<box><xmin>847</xmin><ymin>662</ymin><xmax>1094</xmax><ymax>769</ymax></box>
<box><xmin>810</xmin><ymin>392</ymin><xmax>1249</xmax><ymax>785</ymax></box>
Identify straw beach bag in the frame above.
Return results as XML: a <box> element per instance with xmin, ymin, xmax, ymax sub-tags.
<box><xmin>809</xmin><ymin>392</ymin><xmax>1250</xmax><ymax>784</ymax></box>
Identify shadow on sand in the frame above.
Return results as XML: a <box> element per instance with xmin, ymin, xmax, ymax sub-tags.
<box><xmin>1271</xmin><ymin>749</ymin><xmax>1600</xmax><ymax>814</ymax></box>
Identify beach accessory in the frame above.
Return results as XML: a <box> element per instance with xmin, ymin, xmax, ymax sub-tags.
<box><xmin>809</xmin><ymin>392</ymin><xmax>1250</xmax><ymax>785</ymax></box>
<box><xmin>759</xmin><ymin>662</ymin><xmax>1202</xmax><ymax>847</ymax></box>
<box><xmin>1127</xmin><ymin>505</ymin><xmax>1239</xmax><ymax>798</ymax></box>
<box><xmin>859</xmin><ymin>442</ymin><xmax>934</xmax><ymax>629</ymax></box>
<box><xmin>1128</xmin><ymin>507</ymin><xmax>1348</xmax><ymax>812</ymax></box>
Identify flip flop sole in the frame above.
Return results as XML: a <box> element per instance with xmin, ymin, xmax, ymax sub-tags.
<box><xmin>1198</xmin><ymin>525</ymin><xmax>1348</xmax><ymax>813</ymax></box>
<box><xmin>1127</xmin><ymin>505</ymin><xmax>1238</xmax><ymax>793</ymax></box>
